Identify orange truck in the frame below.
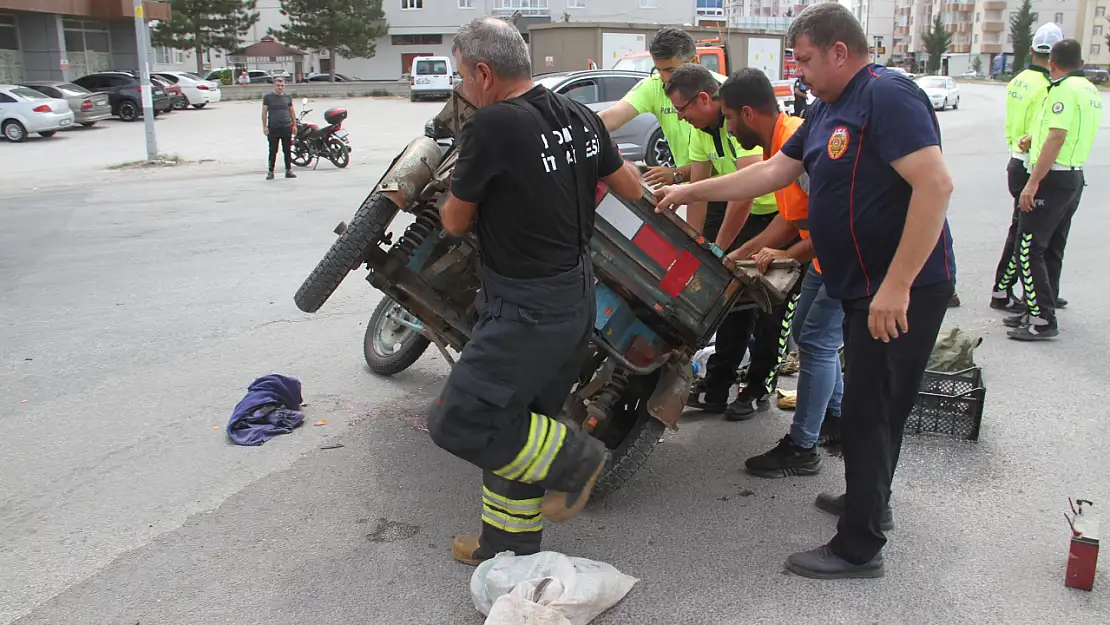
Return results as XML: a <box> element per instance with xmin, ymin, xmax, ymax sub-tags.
<box><xmin>613</xmin><ymin>37</ymin><xmax>802</xmax><ymax>114</ymax></box>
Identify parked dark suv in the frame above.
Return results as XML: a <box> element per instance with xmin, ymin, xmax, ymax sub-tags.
<box><xmin>71</xmin><ymin>71</ymin><xmax>170</xmax><ymax>122</ymax></box>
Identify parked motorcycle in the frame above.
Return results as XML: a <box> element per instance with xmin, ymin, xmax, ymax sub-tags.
<box><xmin>291</xmin><ymin>97</ymin><xmax>351</xmax><ymax>169</ymax></box>
<box><xmin>294</xmin><ymin>88</ymin><xmax>801</xmax><ymax>497</ymax></box>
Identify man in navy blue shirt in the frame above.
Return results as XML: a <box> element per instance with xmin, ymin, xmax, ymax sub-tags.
<box><xmin>655</xmin><ymin>3</ymin><xmax>955</xmax><ymax>579</ymax></box>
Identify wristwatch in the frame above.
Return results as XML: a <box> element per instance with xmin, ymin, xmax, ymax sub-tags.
<box><xmin>672</xmin><ymin>169</ymin><xmax>684</xmax><ymax>184</ymax></box>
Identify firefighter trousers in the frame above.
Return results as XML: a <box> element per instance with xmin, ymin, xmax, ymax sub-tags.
<box><xmin>428</xmin><ymin>256</ymin><xmax>600</xmax><ymax>556</ymax></box>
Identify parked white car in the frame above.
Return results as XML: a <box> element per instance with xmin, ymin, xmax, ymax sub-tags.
<box><xmin>153</xmin><ymin>71</ymin><xmax>222</xmax><ymax>108</ymax></box>
<box><xmin>0</xmin><ymin>84</ymin><xmax>75</xmax><ymax>142</ymax></box>
<box><xmin>409</xmin><ymin>56</ymin><xmax>456</xmax><ymax>101</ymax></box>
<box><xmin>915</xmin><ymin>75</ymin><xmax>960</xmax><ymax>111</ymax></box>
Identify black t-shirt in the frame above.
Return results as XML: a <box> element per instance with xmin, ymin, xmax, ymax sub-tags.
<box><xmin>450</xmin><ymin>85</ymin><xmax>625</xmax><ymax>279</ymax></box>
<box><xmin>263</xmin><ymin>92</ymin><xmax>292</xmax><ymax>128</ymax></box>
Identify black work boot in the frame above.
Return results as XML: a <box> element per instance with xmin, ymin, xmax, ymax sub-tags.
<box><xmin>687</xmin><ymin>379</ymin><xmax>729</xmax><ymax>412</ymax></box>
<box><xmin>1057</xmin><ymin>297</ymin><xmax>1068</xmax><ymax>309</ymax></box>
<box><xmin>814</xmin><ymin>492</ymin><xmax>895</xmax><ymax>531</ymax></box>
<box><xmin>785</xmin><ymin>544</ymin><xmax>884</xmax><ymax>579</ymax></box>
<box><xmin>285</xmin><ymin>168</ymin><xmax>297</xmax><ymax>179</ymax></box>
<box><xmin>266</xmin><ymin>170</ymin><xmax>275</xmax><ymax>180</ymax></box>
<box><xmin>1008</xmin><ymin>315</ymin><xmax>1059</xmax><ymax>341</ymax></box>
<box><xmin>746</xmin><ymin>434</ymin><xmax>821</xmax><ymax>478</ymax></box>
<box><xmin>540</xmin><ymin>436</ymin><xmax>608</xmax><ymax>523</ymax></box>
<box><xmin>724</xmin><ymin>388</ymin><xmax>770</xmax><ymax>421</ymax></box>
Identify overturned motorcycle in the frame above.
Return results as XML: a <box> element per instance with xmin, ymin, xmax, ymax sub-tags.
<box><xmin>294</xmin><ymin>89</ymin><xmax>802</xmax><ymax>497</ymax></box>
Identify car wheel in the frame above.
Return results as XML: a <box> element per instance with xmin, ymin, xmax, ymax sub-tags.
<box><xmin>3</xmin><ymin>119</ymin><xmax>27</xmax><ymax>142</ymax></box>
<box><xmin>38</xmin><ymin>131</ymin><xmax>57</xmax><ymax>138</ymax></box>
<box><xmin>80</xmin><ymin>122</ymin><xmax>96</xmax><ymax>127</ymax></box>
<box><xmin>953</xmin><ymin>96</ymin><xmax>959</xmax><ymax>109</ymax></box>
<box><xmin>172</xmin><ymin>98</ymin><xmax>187</xmax><ymax>110</ymax></box>
<box><xmin>942</xmin><ymin>98</ymin><xmax>948</xmax><ymax>111</ymax></box>
<box><xmin>119</xmin><ymin>101</ymin><xmax>138</xmax><ymax>122</ymax></box>
<box><xmin>644</xmin><ymin>127</ymin><xmax>674</xmax><ymax>168</ymax></box>
<box><xmin>192</xmin><ymin>103</ymin><xmax>207</xmax><ymax>109</ymax></box>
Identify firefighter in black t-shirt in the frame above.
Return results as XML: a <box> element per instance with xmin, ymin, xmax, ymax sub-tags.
<box><xmin>427</xmin><ymin>18</ymin><xmax>643</xmax><ymax>566</ymax></box>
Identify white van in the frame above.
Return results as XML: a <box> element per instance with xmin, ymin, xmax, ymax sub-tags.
<box><xmin>409</xmin><ymin>56</ymin><xmax>455</xmax><ymax>101</ymax></box>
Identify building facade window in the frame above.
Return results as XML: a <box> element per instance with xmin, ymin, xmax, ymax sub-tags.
<box><xmin>1054</xmin><ymin>12</ymin><xmax>1062</xmax><ymax>24</ymax></box>
<box><xmin>392</xmin><ymin>34</ymin><xmax>443</xmax><ymax>45</ymax></box>
<box><xmin>974</xmin><ymin>34</ymin><xmax>978</xmax><ymax>43</ymax></box>
<box><xmin>1096</xmin><ymin>25</ymin><xmax>1103</xmax><ymax>36</ymax></box>
<box><xmin>459</xmin><ymin>0</ymin><xmax>474</xmax><ymax>7</ymax></box>
<box><xmin>495</xmin><ymin>0</ymin><xmax>549</xmax><ymax>16</ymax></box>
<box><xmin>155</xmin><ymin>47</ymin><xmax>185</xmax><ymax>65</ymax></box>
<box><xmin>63</xmin><ymin>19</ymin><xmax>113</xmax><ymax>77</ymax></box>
<box><xmin>567</xmin><ymin>0</ymin><xmax>586</xmax><ymax>8</ymax></box>
<box><xmin>401</xmin><ymin>0</ymin><xmax>423</xmax><ymax>9</ymax></box>
<box><xmin>640</xmin><ymin>0</ymin><xmax>658</xmax><ymax>7</ymax></box>
<box><xmin>1096</xmin><ymin>6</ymin><xmax>1105</xmax><ymax>17</ymax></box>
<box><xmin>696</xmin><ymin>0</ymin><xmax>725</xmax><ymax>16</ymax></box>
<box><xmin>1093</xmin><ymin>44</ymin><xmax>1102</xmax><ymax>56</ymax></box>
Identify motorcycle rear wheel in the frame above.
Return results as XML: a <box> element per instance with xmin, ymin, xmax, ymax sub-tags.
<box><xmin>294</xmin><ymin>192</ymin><xmax>398</xmax><ymax>313</ymax></box>
<box><xmin>329</xmin><ymin>141</ymin><xmax>350</xmax><ymax>168</ymax></box>
<box><xmin>363</xmin><ymin>296</ymin><xmax>431</xmax><ymax>375</ymax></box>
<box><xmin>592</xmin><ymin>390</ymin><xmax>667</xmax><ymax>499</ymax></box>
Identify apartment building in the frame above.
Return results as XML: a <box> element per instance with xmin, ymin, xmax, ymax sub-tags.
<box><xmin>0</xmin><ymin>1</ymin><xmax>171</xmax><ymax>84</ymax></box>
<box><xmin>155</xmin><ymin>0</ymin><xmax>703</xmax><ymax>80</ymax></box>
<box><xmin>1076</xmin><ymin>0</ymin><xmax>1109</xmax><ymax>67</ymax></box>
<box><xmin>853</xmin><ymin>0</ymin><xmax>898</xmax><ymax>62</ymax></box>
<box><xmin>722</xmin><ymin>0</ymin><xmax>821</xmax><ymax>31</ymax></box>
<box><xmin>889</xmin><ymin>0</ymin><xmax>1078</xmax><ymax>75</ymax></box>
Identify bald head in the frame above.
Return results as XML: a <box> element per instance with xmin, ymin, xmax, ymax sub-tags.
<box><xmin>452</xmin><ymin>18</ymin><xmax>532</xmax><ymax>81</ymax></box>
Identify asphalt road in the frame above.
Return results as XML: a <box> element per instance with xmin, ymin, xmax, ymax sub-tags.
<box><xmin>2</xmin><ymin>84</ymin><xmax>1108</xmax><ymax>625</ymax></box>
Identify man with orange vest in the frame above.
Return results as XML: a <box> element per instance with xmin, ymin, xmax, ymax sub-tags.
<box><xmin>715</xmin><ymin>68</ymin><xmax>852</xmax><ymax>482</ymax></box>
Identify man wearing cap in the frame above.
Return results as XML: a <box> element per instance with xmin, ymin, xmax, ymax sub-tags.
<box><xmin>990</xmin><ymin>23</ymin><xmax>1065</xmax><ymax>313</ymax></box>
<box><xmin>1005</xmin><ymin>38</ymin><xmax>1102</xmax><ymax>340</ymax></box>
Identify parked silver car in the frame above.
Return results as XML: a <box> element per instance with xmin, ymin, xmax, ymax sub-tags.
<box><xmin>20</xmin><ymin>80</ymin><xmax>112</xmax><ymax>127</ymax></box>
<box><xmin>534</xmin><ymin>69</ymin><xmax>673</xmax><ymax>167</ymax></box>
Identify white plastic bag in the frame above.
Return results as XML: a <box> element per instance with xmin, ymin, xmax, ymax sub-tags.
<box><xmin>471</xmin><ymin>551</ymin><xmax>639</xmax><ymax>625</ymax></box>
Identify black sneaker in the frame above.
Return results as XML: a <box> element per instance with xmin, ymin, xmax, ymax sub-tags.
<box><xmin>814</xmin><ymin>492</ymin><xmax>895</xmax><ymax>531</ymax></box>
<box><xmin>1003</xmin><ymin>312</ymin><xmax>1028</xmax><ymax>328</ymax></box>
<box><xmin>1008</xmin><ymin>316</ymin><xmax>1059</xmax><ymax>341</ymax></box>
<box><xmin>1057</xmin><ymin>297</ymin><xmax>1068</xmax><ymax>309</ymax></box>
<box><xmin>745</xmin><ymin>434</ymin><xmax>821</xmax><ymax>478</ymax></box>
<box><xmin>285</xmin><ymin>169</ymin><xmax>297</xmax><ymax>179</ymax></box>
<box><xmin>266</xmin><ymin>170</ymin><xmax>275</xmax><ymax>180</ymax></box>
<box><xmin>818</xmin><ymin>414</ymin><xmax>841</xmax><ymax>447</ymax></box>
<box><xmin>990</xmin><ymin>295</ymin><xmax>1025</xmax><ymax>313</ymax></box>
<box><xmin>687</xmin><ymin>380</ymin><xmax>729</xmax><ymax>412</ymax></box>
<box><xmin>724</xmin><ymin>391</ymin><xmax>771</xmax><ymax>421</ymax></box>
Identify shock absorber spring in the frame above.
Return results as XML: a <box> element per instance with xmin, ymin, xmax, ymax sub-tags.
<box><xmin>584</xmin><ymin>367</ymin><xmax>630</xmax><ymax>433</ymax></box>
<box><xmin>393</xmin><ymin>206</ymin><xmax>441</xmax><ymax>261</ymax></box>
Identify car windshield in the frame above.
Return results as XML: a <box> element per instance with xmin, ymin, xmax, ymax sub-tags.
<box><xmin>57</xmin><ymin>83</ymin><xmax>91</xmax><ymax>96</ymax></box>
<box><xmin>10</xmin><ymin>87</ymin><xmax>48</xmax><ymax>100</ymax></box>
<box><xmin>613</xmin><ymin>56</ymin><xmax>654</xmax><ymax>73</ymax></box>
<box><xmin>916</xmin><ymin>76</ymin><xmax>946</xmax><ymax>88</ymax></box>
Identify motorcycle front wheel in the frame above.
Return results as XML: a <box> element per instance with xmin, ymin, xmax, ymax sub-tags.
<box><xmin>294</xmin><ymin>192</ymin><xmax>398</xmax><ymax>313</ymax></box>
<box><xmin>291</xmin><ymin>144</ymin><xmax>312</xmax><ymax>167</ymax></box>
<box><xmin>363</xmin><ymin>296</ymin><xmax>432</xmax><ymax>375</ymax></box>
<box><xmin>328</xmin><ymin>140</ymin><xmax>350</xmax><ymax>168</ymax></box>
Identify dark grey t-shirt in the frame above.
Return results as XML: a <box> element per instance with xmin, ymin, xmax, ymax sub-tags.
<box><xmin>263</xmin><ymin>92</ymin><xmax>292</xmax><ymax>128</ymax></box>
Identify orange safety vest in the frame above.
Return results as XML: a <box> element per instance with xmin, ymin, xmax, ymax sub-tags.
<box><xmin>767</xmin><ymin>112</ymin><xmax>820</xmax><ymax>273</ymax></box>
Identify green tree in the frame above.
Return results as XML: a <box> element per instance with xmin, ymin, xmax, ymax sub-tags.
<box><xmin>270</xmin><ymin>0</ymin><xmax>389</xmax><ymax>82</ymax></box>
<box><xmin>151</xmin><ymin>0</ymin><xmax>260</xmax><ymax>74</ymax></box>
<box><xmin>921</xmin><ymin>14</ymin><xmax>952</xmax><ymax>74</ymax></box>
<box><xmin>1009</xmin><ymin>0</ymin><xmax>1037</xmax><ymax>74</ymax></box>
<box><xmin>971</xmin><ymin>56</ymin><xmax>982</xmax><ymax>74</ymax></box>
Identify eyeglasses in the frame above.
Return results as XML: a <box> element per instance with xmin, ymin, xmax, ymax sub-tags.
<box><xmin>674</xmin><ymin>93</ymin><xmax>701</xmax><ymax>113</ymax></box>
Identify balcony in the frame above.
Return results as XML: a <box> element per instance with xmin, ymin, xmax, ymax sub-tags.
<box><xmin>979</xmin><ymin>43</ymin><xmax>1003</xmax><ymax>53</ymax></box>
<box><xmin>948</xmin><ymin>2</ymin><xmax>973</xmax><ymax>10</ymax></box>
<box><xmin>948</xmin><ymin>44</ymin><xmax>971</xmax><ymax>53</ymax></box>
<box><xmin>982</xmin><ymin>20</ymin><xmax>1005</xmax><ymax>32</ymax></box>
<box><xmin>492</xmin><ymin>0</ymin><xmax>550</xmax><ymax>18</ymax></box>
<box><xmin>895</xmin><ymin>26</ymin><xmax>910</xmax><ymax>35</ymax></box>
<box><xmin>984</xmin><ymin>1</ymin><xmax>1007</xmax><ymax>9</ymax></box>
<box><xmin>6</xmin><ymin>0</ymin><xmax>172</xmax><ymax>20</ymax></box>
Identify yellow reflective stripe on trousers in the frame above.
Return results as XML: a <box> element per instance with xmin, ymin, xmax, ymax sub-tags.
<box><xmin>481</xmin><ymin>504</ymin><xmax>543</xmax><ymax>533</ymax></box>
<box><xmin>482</xmin><ymin>486</ymin><xmax>542</xmax><ymax>514</ymax></box>
<box><xmin>493</xmin><ymin>412</ymin><xmax>568</xmax><ymax>484</ymax></box>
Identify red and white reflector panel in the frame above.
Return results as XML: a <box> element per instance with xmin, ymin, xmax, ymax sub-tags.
<box><xmin>596</xmin><ymin>191</ymin><xmax>701</xmax><ymax>298</ymax></box>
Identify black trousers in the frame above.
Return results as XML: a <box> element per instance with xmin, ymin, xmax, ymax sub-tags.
<box><xmin>267</xmin><ymin>126</ymin><xmax>292</xmax><ymax>172</ymax></box>
<box><xmin>993</xmin><ymin>158</ymin><xmax>1028</xmax><ymax>296</ymax></box>
<box><xmin>829</xmin><ymin>280</ymin><xmax>953</xmax><ymax>565</ymax></box>
<box><xmin>1015</xmin><ymin>169</ymin><xmax>1083</xmax><ymax>319</ymax></box>
<box><xmin>428</xmin><ymin>258</ymin><xmax>598</xmax><ymax>555</ymax></box>
<box><xmin>703</xmin><ymin>211</ymin><xmax>799</xmax><ymax>397</ymax></box>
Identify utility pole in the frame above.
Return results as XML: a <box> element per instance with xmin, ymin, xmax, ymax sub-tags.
<box><xmin>132</xmin><ymin>0</ymin><xmax>158</xmax><ymax>161</ymax></box>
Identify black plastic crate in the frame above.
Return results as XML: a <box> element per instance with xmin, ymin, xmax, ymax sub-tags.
<box><xmin>906</xmin><ymin>367</ymin><xmax>985</xmax><ymax>441</ymax></box>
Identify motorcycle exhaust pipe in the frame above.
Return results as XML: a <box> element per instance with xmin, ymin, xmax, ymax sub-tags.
<box><xmin>376</xmin><ymin>136</ymin><xmax>444</xmax><ymax>211</ymax></box>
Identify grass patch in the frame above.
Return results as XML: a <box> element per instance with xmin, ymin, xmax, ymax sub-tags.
<box><xmin>109</xmin><ymin>153</ymin><xmax>188</xmax><ymax>170</ymax></box>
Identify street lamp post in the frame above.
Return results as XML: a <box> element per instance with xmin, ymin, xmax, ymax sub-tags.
<box><xmin>132</xmin><ymin>0</ymin><xmax>158</xmax><ymax>162</ymax></box>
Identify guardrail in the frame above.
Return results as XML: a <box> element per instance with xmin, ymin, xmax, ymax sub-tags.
<box><xmin>218</xmin><ymin>81</ymin><xmax>411</xmax><ymax>101</ymax></box>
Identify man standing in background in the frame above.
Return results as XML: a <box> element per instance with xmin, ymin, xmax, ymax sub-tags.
<box><xmin>262</xmin><ymin>77</ymin><xmax>297</xmax><ymax>180</ymax></box>
<box><xmin>991</xmin><ymin>23</ymin><xmax>1064</xmax><ymax>313</ymax></box>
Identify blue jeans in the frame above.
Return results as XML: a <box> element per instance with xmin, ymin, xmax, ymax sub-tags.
<box><xmin>789</xmin><ymin>264</ymin><xmax>844</xmax><ymax>448</ymax></box>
